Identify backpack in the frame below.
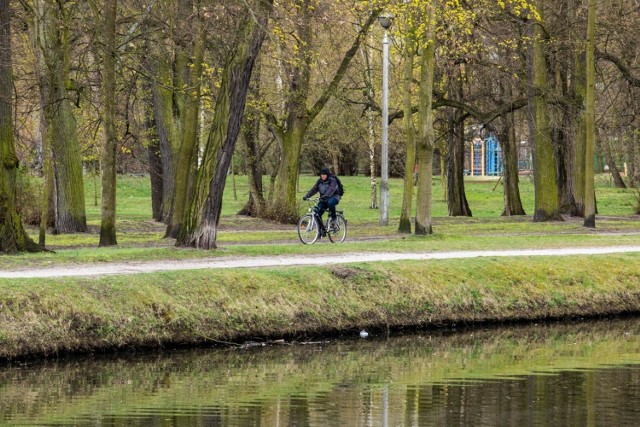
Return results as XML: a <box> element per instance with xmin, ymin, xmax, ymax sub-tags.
<box><xmin>334</xmin><ymin>175</ymin><xmax>345</xmax><ymax>196</ymax></box>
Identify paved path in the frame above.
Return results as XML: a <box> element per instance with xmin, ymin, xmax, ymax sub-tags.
<box><xmin>2</xmin><ymin>246</ymin><xmax>640</xmax><ymax>279</ymax></box>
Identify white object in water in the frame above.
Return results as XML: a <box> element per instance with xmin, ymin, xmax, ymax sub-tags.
<box><xmin>359</xmin><ymin>330</ymin><xmax>369</xmax><ymax>338</ymax></box>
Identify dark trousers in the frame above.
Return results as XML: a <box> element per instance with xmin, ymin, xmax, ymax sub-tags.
<box><xmin>317</xmin><ymin>196</ymin><xmax>339</xmax><ymax>222</ymax></box>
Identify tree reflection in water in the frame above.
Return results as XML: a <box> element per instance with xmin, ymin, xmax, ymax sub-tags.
<box><xmin>1</xmin><ymin>317</ymin><xmax>639</xmax><ymax>426</ymax></box>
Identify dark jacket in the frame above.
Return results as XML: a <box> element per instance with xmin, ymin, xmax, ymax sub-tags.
<box><xmin>305</xmin><ymin>176</ymin><xmax>340</xmax><ymax>201</ymax></box>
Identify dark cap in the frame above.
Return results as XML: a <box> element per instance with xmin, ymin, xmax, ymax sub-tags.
<box><xmin>319</xmin><ymin>167</ymin><xmax>331</xmax><ymax>176</ymax></box>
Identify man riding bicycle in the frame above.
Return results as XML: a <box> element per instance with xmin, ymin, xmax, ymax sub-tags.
<box><xmin>303</xmin><ymin>167</ymin><xmax>340</xmax><ymax>232</ymax></box>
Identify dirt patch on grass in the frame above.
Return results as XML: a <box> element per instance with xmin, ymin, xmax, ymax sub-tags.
<box><xmin>330</xmin><ymin>266</ymin><xmax>362</xmax><ymax>280</ymax></box>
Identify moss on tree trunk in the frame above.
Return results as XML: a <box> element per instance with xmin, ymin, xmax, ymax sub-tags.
<box><xmin>0</xmin><ymin>0</ymin><xmax>43</xmax><ymax>253</ymax></box>
<box><xmin>178</xmin><ymin>0</ymin><xmax>272</xmax><ymax>249</ymax></box>
<box><xmin>34</xmin><ymin>0</ymin><xmax>86</xmax><ymax>233</ymax></box>
<box><xmin>399</xmin><ymin>37</ymin><xmax>416</xmax><ymax>234</ymax></box>
<box><xmin>414</xmin><ymin>5</ymin><xmax>435</xmax><ymax>236</ymax></box>
<box><xmin>529</xmin><ymin>4</ymin><xmax>562</xmax><ymax>222</ymax></box>
<box><xmin>99</xmin><ymin>0</ymin><xmax>118</xmax><ymax>247</ymax></box>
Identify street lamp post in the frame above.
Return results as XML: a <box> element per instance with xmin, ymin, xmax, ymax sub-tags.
<box><xmin>378</xmin><ymin>13</ymin><xmax>393</xmax><ymax>226</ymax></box>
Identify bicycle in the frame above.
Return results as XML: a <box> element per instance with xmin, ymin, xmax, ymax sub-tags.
<box><xmin>297</xmin><ymin>198</ymin><xmax>347</xmax><ymax>244</ymax></box>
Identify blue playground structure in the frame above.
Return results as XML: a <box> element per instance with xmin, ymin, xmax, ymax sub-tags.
<box><xmin>484</xmin><ymin>133</ymin><xmax>502</xmax><ymax>176</ymax></box>
<box><xmin>467</xmin><ymin>132</ymin><xmax>503</xmax><ymax>176</ymax></box>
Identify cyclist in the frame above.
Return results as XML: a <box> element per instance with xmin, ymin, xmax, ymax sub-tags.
<box><xmin>302</xmin><ymin>167</ymin><xmax>340</xmax><ymax>232</ymax></box>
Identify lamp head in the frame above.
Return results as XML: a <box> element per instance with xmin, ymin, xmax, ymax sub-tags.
<box><xmin>378</xmin><ymin>13</ymin><xmax>394</xmax><ymax>30</ymax></box>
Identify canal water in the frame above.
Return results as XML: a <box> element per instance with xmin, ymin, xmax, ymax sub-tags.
<box><xmin>1</xmin><ymin>318</ymin><xmax>638</xmax><ymax>426</ymax></box>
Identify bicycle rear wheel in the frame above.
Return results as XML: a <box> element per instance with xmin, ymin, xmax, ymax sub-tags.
<box><xmin>298</xmin><ymin>214</ymin><xmax>319</xmax><ymax>244</ymax></box>
<box><xmin>327</xmin><ymin>214</ymin><xmax>347</xmax><ymax>243</ymax></box>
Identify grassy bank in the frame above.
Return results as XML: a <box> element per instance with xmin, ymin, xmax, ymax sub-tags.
<box><xmin>2</xmin><ymin>174</ymin><xmax>640</xmax><ymax>359</ymax></box>
<box><xmin>2</xmin><ymin>253</ymin><xmax>639</xmax><ymax>359</ymax></box>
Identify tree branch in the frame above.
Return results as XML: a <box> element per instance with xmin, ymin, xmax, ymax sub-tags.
<box><xmin>596</xmin><ymin>49</ymin><xmax>640</xmax><ymax>88</ymax></box>
<box><xmin>307</xmin><ymin>8</ymin><xmax>380</xmax><ymax>122</ymax></box>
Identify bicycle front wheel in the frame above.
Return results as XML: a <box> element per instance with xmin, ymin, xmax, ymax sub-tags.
<box><xmin>298</xmin><ymin>214</ymin><xmax>319</xmax><ymax>244</ymax></box>
<box><xmin>327</xmin><ymin>214</ymin><xmax>347</xmax><ymax>243</ymax></box>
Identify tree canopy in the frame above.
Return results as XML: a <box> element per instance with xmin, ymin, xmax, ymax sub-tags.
<box><xmin>3</xmin><ymin>0</ymin><xmax>640</xmax><ymax>251</ymax></box>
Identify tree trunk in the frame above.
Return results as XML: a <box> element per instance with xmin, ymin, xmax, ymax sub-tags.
<box><xmin>149</xmin><ymin>14</ymin><xmax>185</xmax><ymax>225</ymax></box>
<box><xmin>144</xmin><ymin>80</ymin><xmax>163</xmax><ymax>221</ymax></box>
<box><xmin>583</xmin><ymin>0</ymin><xmax>596</xmax><ymax>227</ymax></box>
<box><xmin>632</xmin><ymin>132</ymin><xmax>640</xmax><ymax>187</ymax></box>
<box><xmin>497</xmin><ymin>115</ymin><xmax>526</xmax><ymax>216</ymax></box>
<box><xmin>626</xmin><ymin>133</ymin><xmax>637</xmax><ymax>188</ymax></box>
<box><xmin>238</xmin><ymin>132</ymin><xmax>266</xmax><ymax>216</ymax></box>
<box><xmin>415</xmin><ymin>5</ymin><xmax>435</xmax><ymax>236</ymax></box>
<box><xmin>0</xmin><ymin>0</ymin><xmax>43</xmax><ymax>253</ymax></box>
<box><xmin>602</xmin><ymin>138</ymin><xmax>627</xmax><ymax>189</ymax></box>
<box><xmin>528</xmin><ymin>4</ymin><xmax>562</xmax><ymax>222</ymax></box>
<box><xmin>178</xmin><ymin>0</ymin><xmax>272</xmax><ymax>249</ymax></box>
<box><xmin>151</xmin><ymin>78</ymin><xmax>179</xmax><ymax>224</ymax></box>
<box><xmin>168</xmin><ymin>11</ymin><xmax>205</xmax><ymax>238</ymax></box>
<box><xmin>552</xmin><ymin>3</ymin><xmax>576</xmax><ymax>215</ymax></box>
<box><xmin>572</xmin><ymin>48</ymin><xmax>587</xmax><ymax>217</ymax></box>
<box><xmin>552</xmin><ymin>121</ymin><xmax>573</xmax><ymax>213</ymax></box>
<box><xmin>37</xmin><ymin>98</ymin><xmax>54</xmax><ymax>245</ymax></box>
<box><xmin>446</xmin><ymin>64</ymin><xmax>471</xmax><ymax>217</ymax></box>
<box><xmin>139</xmin><ymin>27</ymin><xmax>164</xmax><ymax>221</ymax></box>
<box><xmin>99</xmin><ymin>0</ymin><xmax>118</xmax><ymax>246</ymax></box>
<box><xmin>398</xmin><ymin>37</ymin><xmax>416</xmax><ymax>234</ymax></box>
<box><xmin>238</xmin><ymin>59</ymin><xmax>266</xmax><ymax>217</ymax></box>
<box><xmin>34</xmin><ymin>0</ymin><xmax>87</xmax><ymax>233</ymax></box>
<box><xmin>268</xmin><ymin>125</ymin><xmax>306</xmax><ymax>223</ymax></box>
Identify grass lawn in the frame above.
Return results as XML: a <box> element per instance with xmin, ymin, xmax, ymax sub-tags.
<box><xmin>2</xmin><ymin>172</ymin><xmax>639</xmax><ymax>269</ymax></box>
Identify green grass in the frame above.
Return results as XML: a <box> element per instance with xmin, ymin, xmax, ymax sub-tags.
<box><xmin>83</xmin><ymin>173</ymin><xmax>639</xmax><ymax>225</ymax></box>
<box><xmin>1</xmin><ymin>253</ymin><xmax>640</xmax><ymax>358</ymax></box>
<box><xmin>0</xmin><ymin>172</ymin><xmax>637</xmax><ymax>269</ymax></box>
<box><xmin>2</xmin><ymin>173</ymin><xmax>640</xmax><ymax>359</ymax></box>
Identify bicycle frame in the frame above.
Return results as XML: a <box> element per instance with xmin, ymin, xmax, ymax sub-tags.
<box><xmin>298</xmin><ymin>198</ymin><xmax>346</xmax><ymax>244</ymax></box>
<box><xmin>307</xmin><ymin>199</ymin><xmax>329</xmax><ymax>236</ymax></box>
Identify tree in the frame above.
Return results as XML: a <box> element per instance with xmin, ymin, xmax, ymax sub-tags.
<box><xmin>398</xmin><ymin>33</ymin><xmax>416</xmax><ymax>233</ymax></box>
<box><xmin>446</xmin><ymin>63</ymin><xmax>471</xmax><ymax>217</ymax></box>
<box><xmin>528</xmin><ymin>1</ymin><xmax>562</xmax><ymax>222</ymax></box>
<box><xmin>145</xmin><ymin>0</ymin><xmax>188</xmax><ymax>224</ymax></box>
<box><xmin>414</xmin><ymin>2</ymin><xmax>436</xmax><ymax>236</ymax></box>
<box><xmin>177</xmin><ymin>0</ymin><xmax>273</xmax><ymax>249</ymax></box>
<box><xmin>594</xmin><ymin>1</ymin><xmax>640</xmax><ymax>190</ymax></box>
<box><xmin>0</xmin><ymin>0</ymin><xmax>43</xmax><ymax>253</ymax></box>
<box><xmin>496</xmin><ymin>110</ymin><xmax>526</xmax><ymax>216</ymax></box>
<box><xmin>583</xmin><ymin>0</ymin><xmax>596</xmax><ymax>227</ymax></box>
<box><xmin>370</xmin><ymin>0</ymin><xmax>533</xmax><ymax>227</ymax></box>
<box><xmin>262</xmin><ymin>2</ymin><xmax>379</xmax><ymax>223</ymax></box>
<box><xmin>29</xmin><ymin>0</ymin><xmax>87</xmax><ymax>233</ymax></box>
<box><xmin>99</xmin><ymin>0</ymin><xmax>118</xmax><ymax>246</ymax></box>
<box><xmin>480</xmin><ymin>7</ymin><xmax>527</xmax><ymax>217</ymax></box>
<box><xmin>167</xmin><ymin>0</ymin><xmax>206</xmax><ymax>238</ymax></box>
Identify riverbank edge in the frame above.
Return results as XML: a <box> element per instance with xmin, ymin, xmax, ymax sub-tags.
<box><xmin>1</xmin><ymin>253</ymin><xmax>640</xmax><ymax>359</ymax></box>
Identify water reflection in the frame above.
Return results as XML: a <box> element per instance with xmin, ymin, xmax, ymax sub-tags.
<box><xmin>1</xmin><ymin>318</ymin><xmax>639</xmax><ymax>426</ymax></box>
